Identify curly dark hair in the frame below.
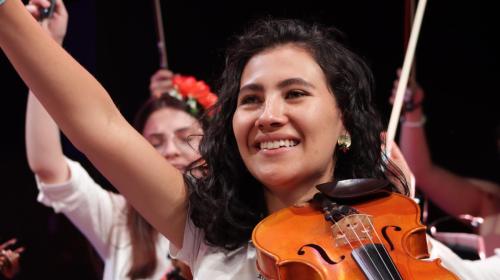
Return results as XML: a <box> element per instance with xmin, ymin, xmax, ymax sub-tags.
<box><xmin>187</xmin><ymin>19</ymin><xmax>408</xmax><ymax>250</ymax></box>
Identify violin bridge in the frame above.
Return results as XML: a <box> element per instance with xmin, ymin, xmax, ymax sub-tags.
<box><xmin>331</xmin><ymin>214</ymin><xmax>374</xmax><ymax>246</ymax></box>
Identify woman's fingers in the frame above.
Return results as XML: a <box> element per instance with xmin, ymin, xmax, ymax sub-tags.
<box><xmin>25</xmin><ymin>4</ymin><xmax>41</xmax><ymax>18</ymax></box>
<box><xmin>53</xmin><ymin>0</ymin><xmax>67</xmax><ymax>17</ymax></box>
<box><xmin>388</xmin><ymin>141</ymin><xmax>416</xmax><ymax>198</ymax></box>
<box><xmin>13</xmin><ymin>247</ymin><xmax>25</xmax><ymax>254</ymax></box>
<box><xmin>29</xmin><ymin>0</ymin><xmax>51</xmax><ymax>9</ymax></box>
<box><xmin>150</xmin><ymin>69</ymin><xmax>174</xmax><ymax>97</ymax></box>
<box><xmin>0</xmin><ymin>239</ymin><xmax>16</xmax><ymax>250</ymax></box>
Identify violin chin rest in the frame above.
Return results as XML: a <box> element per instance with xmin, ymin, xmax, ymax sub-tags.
<box><xmin>316</xmin><ymin>178</ymin><xmax>390</xmax><ymax>199</ymax></box>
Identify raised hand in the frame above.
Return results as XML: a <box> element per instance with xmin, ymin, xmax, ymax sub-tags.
<box><xmin>388</xmin><ymin>141</ymin><xmax>416</xmax><ymax>198</ymax></box>
<box><xmin>26</xmin><ymin>0</ymin><xmax>67</xmax><ymax>44</ymax></box>
<box><xmin>0</xmin><ymin>239</ymin><xmax>25</xmax><ymax>279</ymax></box>
<box><xmin>150</xmin><ymin>69</ymin><xmax>174</xmax><ymax>98</ymax></box>
<box><xmin>390</xmin><ymin>68</ymin><xmax>425</xmax><ymax>112</ymax></box>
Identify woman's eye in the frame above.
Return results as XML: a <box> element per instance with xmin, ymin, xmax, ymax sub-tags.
<box><xmin>286</xmin><ymin>90</ymin><xmax>307</xmax><ymax>99</ymax></box>
<box><xmin>239</xmin><ymin>95</ymin><xmax>260</xmax><ymax>105</ymax></box>
<box><xmin>148</xmin><ymin>137</ymin><xmax>164</xmax><ymax>149</ymax></box>
<box><xmin>151</xmin><ymin>142</ymin><xmax>162</xmax><ymax>149</ymax></box>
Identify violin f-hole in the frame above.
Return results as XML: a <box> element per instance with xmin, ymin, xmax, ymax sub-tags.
<box><xmin>382</xmin><ymin>225</ymin><xmax>402</xmax><ymax>251</ymax></box>
<box><xmin>297</xmin><ymin>244</ymin><xmax>345</xmax><ymax>265</ymax></box>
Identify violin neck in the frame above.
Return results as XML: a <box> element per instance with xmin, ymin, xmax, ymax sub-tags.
<box><xmin>352</xmin><ymin>243</ymin><xmax>403</xmax><ymax>280</ymax></box>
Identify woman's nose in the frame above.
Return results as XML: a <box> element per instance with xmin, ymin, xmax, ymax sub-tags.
<box><xmin>255</xmin><ymin>96</ymin><xmax>287</xmax><ymax>131</ymax></box>
<box><xmin>161</xmin><ymin>138</ymin><xmax>180</xmax><ymax>158</ymax></box>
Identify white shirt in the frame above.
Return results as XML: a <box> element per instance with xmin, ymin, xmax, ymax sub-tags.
<box><xmin>429</xmin><ymin>237</ymin><xmax>500</xmax><ymax>280</ymax></box>
<box><xmin>171</xmin><ymin>218</ymin><xmax>259</xmax><ymax>280</ymax></box>
<box><xmin>36</xmin><ymin>158</ymin><xmax>171</xmax><ymax>280</ymax></box>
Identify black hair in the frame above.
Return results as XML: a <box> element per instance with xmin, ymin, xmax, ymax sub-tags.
<box><xmin>134</xmin><ymin>93</ymin><xmax>207</xmax><ymax>133</ymax></box>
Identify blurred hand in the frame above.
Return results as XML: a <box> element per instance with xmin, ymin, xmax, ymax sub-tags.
<box><xmin>0</xmin><ymin>239</ymin><xmax>25</xmax><ymax>279</ymax></box>
<box><xmin>150</xmin><ymin>69</ymin><xmax>174</xmax><ymax>98</ymax></box>
<box><xmin>388</xmin><ymin>141</ymin><xmax>416</xmax><ymax>198</ymax></box>
<box><xmin>381</xmin><ymin>132</ymin><xmax>416</xmax><ymax>198</ymax></box>
<box><xmin>26</xmin><ymin>0</ymin><xmax>68</xmax><ymax>44</ymax></box>
<box><xmin>389</xmin><ymin>68</ymin><xmax>424</xmax><ymax>111</ymax></box>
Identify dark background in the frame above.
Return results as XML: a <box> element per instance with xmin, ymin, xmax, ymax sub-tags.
<box><xmin>1</xmin><ymin>0</ymin><xmax>498</xmax><ymax>279</ymax></box>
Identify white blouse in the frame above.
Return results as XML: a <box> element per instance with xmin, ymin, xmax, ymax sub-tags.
<box><xmin>36</xmin><ymin>158</ymin><xmax>172</xmax><ymax>280</ymax></box>
<box><xmin>171</xmin><ymin>218</ymin><xmax>259</xmax><ymax>280</ymax></box>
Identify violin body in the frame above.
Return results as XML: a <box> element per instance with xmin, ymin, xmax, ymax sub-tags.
<box><xmin>252</xmin><ymin>192</ymin><xmax>458</xmax><ymax>279</ymax></box>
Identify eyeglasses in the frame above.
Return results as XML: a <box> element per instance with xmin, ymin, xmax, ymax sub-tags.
<box><xmin>148</xmin><ymin>133</ymin><xmax>203</xmax><ymax>156</ymax></box>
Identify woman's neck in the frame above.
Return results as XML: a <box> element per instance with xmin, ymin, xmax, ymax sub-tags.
<box><xmin>264</xmin><ymin>178</ymin><xmax>328</xmax><ymax>214</ymax></box>
<box><xmin>264</xmin><ymin>162</ymin><xmax>336</xmax><ymax>214</ymax></box>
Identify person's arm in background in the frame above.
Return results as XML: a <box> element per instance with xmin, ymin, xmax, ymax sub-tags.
<box><xmin>393</xmin><ymin>71</ymin><xmax>484</xmax><ymax>217</ymax></box>
<box><xmin>26</xmin><ymin>93</ymin><xmax>69</xmax><ymax>183</ymax></box>
<box><xmin>25</xmin><ymin>0</ymin><xmax>68</xmax><ymax>184</ymax></box>
<box><xmin>1</xmin><ymin>0</ymin><xmax>187</xmax><ymax>247</ymax></box>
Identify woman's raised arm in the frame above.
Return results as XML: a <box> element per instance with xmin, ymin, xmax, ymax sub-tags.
<box><xmin>1</xmin><ymin>0</ymin><xmax>187</xmax><ymax>247</ymax></box>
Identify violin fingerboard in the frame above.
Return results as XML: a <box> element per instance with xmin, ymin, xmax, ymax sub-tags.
<box><xmin>352</xmin><ymin>243</ymin><xmax>403</xmax><ymax>280</ymax></box>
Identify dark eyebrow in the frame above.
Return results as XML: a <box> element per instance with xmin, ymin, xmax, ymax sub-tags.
<box><xmin>276</xmin><ymin>78</ymin><xmax>315</xmax><ymax>89</ymax></box>
<box><xmin>145</xmin><ymin>133</ymin><xmax>164</xmax><ymax>139</ymax></box>
<box><xmin>174</xmin><ymin>127</ymin><xmax>196</xmax><ymax>135</ymax></box>
<box><xmin>239</xmin><ymin>83</ymin><xmax>264</xmax><ymax>95</ymax></box>
<box><xmin>239</xmin><ymin>78</ymin><xmax>315</xmax><ymax>95</ymax></box>
<box><xmin>145</xmin><ymin>127</ymin><xmax>192</xmax><ymax>139</ymax></box>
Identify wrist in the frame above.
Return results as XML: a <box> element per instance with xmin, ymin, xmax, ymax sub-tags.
<box><xmin>404</xmin><ymin>107</ymin><xmax>424</xmax><ymax>121</ymax></box>
<box><xmin>400</xmin><ymin>114</ymin><xmax>426</xmax><ymax>128</ymax></box>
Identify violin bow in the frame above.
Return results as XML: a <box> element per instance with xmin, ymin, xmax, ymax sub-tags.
<box><xmin>152</xmin><ymin>0</ymin><xmax>169</xmax><ymax>69</ymax></box>
<box><xmin>404</xmin><ymin>0</ymin><xmax>418</xmax><ymax>85</ymax></box>
<box><xmin>385</xmin><ymin>0</ymin><xmax>428</xmax><ymax>155</ymax></box>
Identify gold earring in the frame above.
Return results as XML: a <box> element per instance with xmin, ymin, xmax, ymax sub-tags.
<box><xmin>337</xmin><ymin>134</ymin><xmax>351</xmax><ymax>153</ymax></box>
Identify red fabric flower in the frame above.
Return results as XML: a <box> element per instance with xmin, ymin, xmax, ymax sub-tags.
<box><xmin>172</xmin><ymin>75</ymin><xmax>217</xmax><ymax>109</ymax></box>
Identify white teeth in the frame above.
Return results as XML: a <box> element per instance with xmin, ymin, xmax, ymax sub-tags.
<box><xmin>259</xmin><ymin>139</ymin><xmax>298</xmax><ymax>150</ymax></box>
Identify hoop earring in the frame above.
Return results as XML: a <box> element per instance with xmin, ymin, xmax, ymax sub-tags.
<box><xmin>337</xmin><ymin>134</ymin><xmax>351</xmax><ymax>153</ymax></box>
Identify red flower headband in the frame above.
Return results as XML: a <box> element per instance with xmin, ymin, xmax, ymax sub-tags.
<box><xmin>169</xmin><ymin>75</ymin><xmax>218</xmax><ymax>116</ymax></box>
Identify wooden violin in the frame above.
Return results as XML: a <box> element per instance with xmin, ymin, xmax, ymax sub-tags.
<box><xmin>252</xmin><ymin>179</ymin><xmax>458</xmax><ymax>279</ymax></box>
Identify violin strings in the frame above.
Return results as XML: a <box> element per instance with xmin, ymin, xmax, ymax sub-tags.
<box><xmin>348</xmin><ymin>220</ymin><xmax>386</xmax><ymax>279</ymax></box>
<box><xmin>366</xmin><ymin>218</ymin><xmax>402</xmax><ymax>279</ymax></box>
<box><xmin>333</xmin><ymin>219</ymin><xmax>376</xmax><ymax>280</ymax></box>
<box><xmin>355</xmin><ymin>216</ymin><xmax>396</xmax><ymax>280</ymax></box>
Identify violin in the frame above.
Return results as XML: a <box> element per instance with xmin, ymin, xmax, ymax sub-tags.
<box><xmin>252</xmin><ymin>179</ymin><xmax>458</xmax><ymax>279</ymax></box>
